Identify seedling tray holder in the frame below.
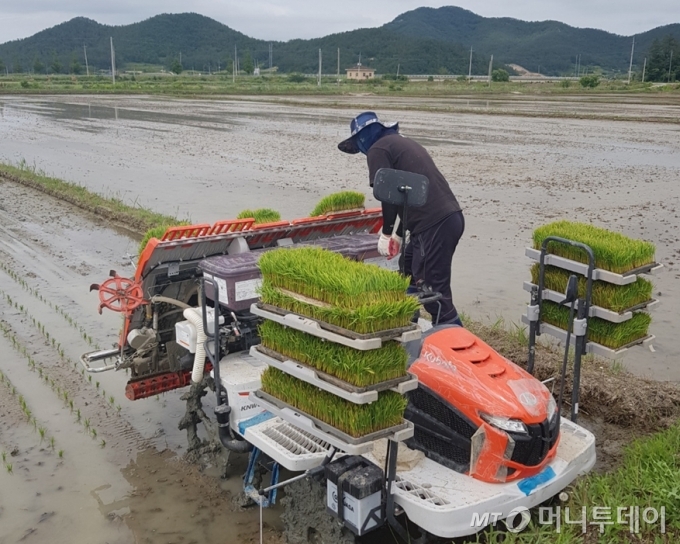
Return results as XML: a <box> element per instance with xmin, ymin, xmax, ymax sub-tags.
<box><xmin>251</xmin><ymin>303</ymin><xmax>421</xmax><ymax>349</ymax></box>
<box><xmin>522</xmin><ymin>281</ymin><xmax>659</xmax><ymax>324</ymax></box>
<box><xmin>250</xmin><ymin>391</ymin><xmax>414</xmax><ymax>455</ymax></box>
<box><xmin>525</xmin><ymin>248</ymin><xmax>662</xmax><ymax>286</ymax></box>
<box><xmin>250</xmin><ymin>345</ymin><xmax>418</xmax><ymax>404</ymax></box>
<box><xmin>521</xmin><ymin>315</ymin><xmax>655</xmax><ymax>358</ymax></box>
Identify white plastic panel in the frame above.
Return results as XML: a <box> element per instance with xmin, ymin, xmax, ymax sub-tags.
<box><xmin>521</xmin><ymin>314</ymin><xmax>655</xmax><ymax>359</ymax></box>
<box><xmin>523</xmin><ymin>281</ymin><xmax>658</xmax><ymax>324</ymax></box>
<box><xmin>525</xmin><ymin>248</ymin><xmax>662</xmax><ymax>286</ymax></box>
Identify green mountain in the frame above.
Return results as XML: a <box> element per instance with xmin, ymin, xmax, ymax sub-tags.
<box><xmin>0</xmin><ymin>13</ymin><xmax>490</xmax><ymax>76</ymax></box>
<box><xmin>384</xmin><ymin>6</ymin><xmax>680</xmax><ymax>75</ymax></box>
<box><xmin>0</xmin><ymin>9</ymin><xmax>678</xmax><ymax>76</ymax></box>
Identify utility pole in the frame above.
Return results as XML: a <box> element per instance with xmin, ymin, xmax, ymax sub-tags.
<box><xmin>269</xmin><ymin>43</ymin><xmax>273</xmax><ymax>70</ymax></box>
<box><xmin>318</xmin><ymin>49</ymin><xmax>322</xmax><ymax>86</ymax></box>
<box><xmin>627</xmin><ymin>37</ymin><xmax>635</xmax><ymax>84</ymax></box>
<box><xmin>233</xmin><ymin>45</ymin><xmax>237</xmax><ymax>83</ymax></box>
<box><xmin>669</xmin><ymin>50</ymin><xmax>674</xmax><ymax>83</ymax></box>
<box><xmin>488</xmin><ymin>54</ymin><xmax>493</xmax><ymax>86</ymax></box>
<box><xmin>337</xmin><ymin>48</ymin><xmax>340</xmax><ymax>78</ymax></box>
<box><xmin>396</xmin><ymin>63</ymin><xmax>400</xmax><ymax>77</ymax></box>
<box><xmin>642</xmin><ymin>57</ymin><xmax>647</xmax><ymax>83</ymax></box>
<box><xmin>110</xmin><ymin>37</ymin><xmax>115</xmax><ymax>84</ymax></box>
<box><xmin>83</xmin><ymin>45</ymin><xmax>89</xmax><ymax>77</ymax></box>
<box><xmin>468</xmin><ymin>46</ymin><xmax>473</xmax><ymax>82</ymax></box>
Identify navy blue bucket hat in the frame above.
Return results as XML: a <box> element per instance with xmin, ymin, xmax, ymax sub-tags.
<box><xmin>338</xmin><ymin>111</ymin><xmax>399</xmax><ymax>154</ymax></box>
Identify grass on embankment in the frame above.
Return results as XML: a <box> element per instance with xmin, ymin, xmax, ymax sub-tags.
<box><xmin>0</xmin><ymin>160</ymin><xmax>181</xmax><ymax>235</ymax></box>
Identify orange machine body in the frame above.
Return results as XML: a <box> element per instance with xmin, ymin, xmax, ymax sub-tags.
<box><xmin>408</xmin><ymin>327</ymin><xmax>559</xmax><ymax>483</ymax></box>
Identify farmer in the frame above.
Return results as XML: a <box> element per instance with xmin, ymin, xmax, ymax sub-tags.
<box><xmin>338</xmin><ymin>111</ymin><xmax>465</xmax><ymax>326</ymax></box>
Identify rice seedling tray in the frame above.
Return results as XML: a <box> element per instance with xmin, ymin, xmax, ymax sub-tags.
<box><xmin>250</xmin><ymin>345</ymin><xmax>418</xmax><ymax>404</ymax></box>
<box><xmin>250</xmin><ymin>391</ymin><xmax>414</xmax><ymax>455</ymax></box>
<box><xmin>520</xmin><ymin>314</ymin><xmax>655</xmax><ymax>359</ymax></box>
<box><xmin>525</xmin><ymin>248</ymin><xmax>662</xmax><ymax>286</ymax></box>
<box><xmin>522</xmin><ymin>282</ymin><xmax>659</xmax><ymax>324</ymax></box>
<box><xmin>251</xmin><ymin>303</ymin><xmax>421</xmax><ymax>350</ymax></box>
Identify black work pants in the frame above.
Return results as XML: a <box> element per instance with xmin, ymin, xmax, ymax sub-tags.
<box><xmin>403</xmin><ymin>211</ymin><xmax>464</xmax><ymax>324</ymax></box>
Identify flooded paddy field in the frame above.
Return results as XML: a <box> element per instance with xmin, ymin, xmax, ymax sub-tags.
<box><xmin>0</xmin><ymin>93</ymin><xmax>679</xmax><ymax>542</ymax></box>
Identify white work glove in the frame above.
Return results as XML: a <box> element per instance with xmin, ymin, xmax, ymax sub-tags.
<box><xmin>388</xmin><ymin>234</ymin><xmax>402</xmax><ymax>260</ymax></box>
<box><xmin>377</xmin><ymin>233</ymin><xmax>391</xmax><ymax>257</ymax></box>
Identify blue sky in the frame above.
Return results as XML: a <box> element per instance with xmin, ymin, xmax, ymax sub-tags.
<box><xmin>0</xmin><ymin>0</ymin><xmax>677</xmax><ymax>44</ymax></box>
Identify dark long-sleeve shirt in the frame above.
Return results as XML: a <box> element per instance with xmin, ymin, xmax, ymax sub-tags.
<box><xmin>367</xmin><ymin>134</ymin><xmax>461</xmax><ymax>236</ymax></box>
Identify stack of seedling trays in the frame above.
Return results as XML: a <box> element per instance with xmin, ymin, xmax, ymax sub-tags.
<box><xmin>522</xmin><ymin>221</ymin><xmax>661</xmax><ymax>358</ymax></box>
<box><xmin>249</xmin><ymin>246</ymin><xmax>419</xmax><ymax>455</ymax></box>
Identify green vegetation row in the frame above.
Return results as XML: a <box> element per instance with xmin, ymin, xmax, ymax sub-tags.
<box><xmin>260</xmin><ymin>367</ymin><xmax>407</xmax><ymax>437</ymax></box>
<box><xmin>259</xmin><ymin>282</ymin><xmax>419</xmax><ymax>334</ymax></box>
<box><xmin>258</xmin><ymin>321</ymin><xmax>407</xmax><ymax>387</ymax></box>
<box><xmin>531</xmin><ymin>264</ymin><xmax>654</xmax><ymax>313</ymax></box>
<box><xmin>310</xmin><ymin>191</ymin><xmax>365</xmax><ymax>217</ymax></box>
<box><xmin>541</xmin><ymin>300</ymin><xmax>651</xmax><ymax>349</ymax></box>
<box><xmin>533</xmin><ymin>220</ymin><xmax>656</xmax><ymax>274</ymax></box>
<box><xmin>2</xmin><ymin>72</ymin><xmax>679</xmax><ymax>98</ymax></box>
<box><xmin>0</xmin><ymin>160</ymin><xmax>181</xmax><ymax>235</ymax></box>
<box><xmin>259</xmin><ymin>247</ymin><xmax>411</xmax><ymax>308</ymax></box>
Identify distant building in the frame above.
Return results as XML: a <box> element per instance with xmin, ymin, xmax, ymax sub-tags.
<box><xmin>346</xmin><ymin>64</ymin><xmax>375</xmax><ymax>80</ymax></box>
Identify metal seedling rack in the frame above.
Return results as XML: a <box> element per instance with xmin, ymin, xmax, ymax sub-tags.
<box><xmin>524</xmin><ymin>236</ymin><xmax>660</xmax><ymax>422</ymax></box>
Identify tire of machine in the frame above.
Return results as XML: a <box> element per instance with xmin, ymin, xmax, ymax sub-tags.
<box><xmin>280</xmin><ymin>478</ymin><xmax>356</xmax><ymax>544</ymax></box>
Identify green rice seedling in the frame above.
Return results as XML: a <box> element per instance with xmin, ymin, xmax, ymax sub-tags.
<box><xmin>58</xmin><ymin>450</ymin><xmax>64</xmax><ymax>458</ymax></box>
<box><xmin>49</xmin><ymin>437</ymin><xmax>55</xmax><ymax>449</ymax></box>
<box><xmin>533</xmin><ymin>221</ymin><xmax>656</xmax><ymax>274</ymax></box>
<box><xmin>540</xmin><ymin>300</ymin><xmax>652</xmax><ymax>349</ymax></box>
<box><xmin>38</xmin><ymin>427</ymin><xmax>46</xmax><ymax>441</ymax></box>
<box><xmin>96</xmin><ymin>381</ymin><xmax>100</xmax><ymax>389</ymax></box>
<box><xmin>532</xmin><ymin>264</ymin><xmax>654</xmax><ymax>313</ymax></box>
<box><xmin>5</xmin><ymin>463</ymin><xmax>13</xmax><ymax>474</ymax></box>
<box><xmin>310</xmin><ymin>191</ymin><xmax>365</xmax><ymax>217</ymax></box>
<box><xmin>1</xmin><ymin>452</ymin><xmax>5</xmax><ymax>463</ymax></box>
<box><xmin>116</xmin><ymin>404</ymin><xmax>122</xmax><ymax>412</ymax></box>
<box><xmin>259</xmin><ymin>247</ymin><xmax>412</xmax><ymax>308</ymax></box>
<box><xmin>261</xmin><ymin>368</ymin><xmax>407</xmax><ymax>438</ymax></box>
<box><xmin>76</xmin><ymin>409</ymin><xmax>81</xmax><ymax>421</ymax></box>
<box><xmin>91</xmin><ymin>428</ymin><xmax>97</xmax><ymax>438</ymax></box>
<box><xmin>109</xmin><ymin>395</ymin><xmax>115</xmax><ymax>405</ymax></box>
<box><xmin>100</xmin><ymin>439</ymin><xmax>106</xmax><ymax>448</ymax></box>
<box><xmin>236</xmin><ymin>208</ymin><xmax>282</xmax><ymax>224</ymax></box>
<box><xmin>84</xmin><ymin>418</ymin><xmax>90</xmax><ymax>429</ymax></box>
<box><xmin>258</xmin><ymin>321</ymin><xmax>408</xmax><ymax>386</ymax></box>
<box><xmin>259</xmin><ymin>282</ymin><xmax>419</xmax><ymax>334</ymax></box>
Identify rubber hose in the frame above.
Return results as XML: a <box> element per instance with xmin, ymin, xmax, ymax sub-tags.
<box><xmin>219</xmin><ymin>427</ymin><xmax>253</xmax><ymax>453</ymax></box>
<box><xmin>150</xmin><ymin>295</ymin><xmax>191</xmax><ymax>309</ymax></box>
<box><xmin>183</xmin><ymin>307</ymin><xmax>207</xmax><ymax>384</ymax></box>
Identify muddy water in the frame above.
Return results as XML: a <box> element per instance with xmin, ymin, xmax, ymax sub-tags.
<box><xmin>1</xmin><ymin>94</ymin><xmax>678</xmax><ymax>381</ymax></box>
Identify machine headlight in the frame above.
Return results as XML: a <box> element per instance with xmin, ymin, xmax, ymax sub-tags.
<box><xmin>546</xmin><ymin>397</ymin><xmax>557</xmax><ymax>422</ymax></box>
<box><xmin>480</xmin><ymin>413</ymin><xmax>528</xmax><ymax>434</ymax></box>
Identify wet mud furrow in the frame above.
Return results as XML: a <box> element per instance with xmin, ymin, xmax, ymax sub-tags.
<box><xmin>0</xmin><ymin>180</ymin><xmax>284</xmax><ymax>543</ymax></box>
